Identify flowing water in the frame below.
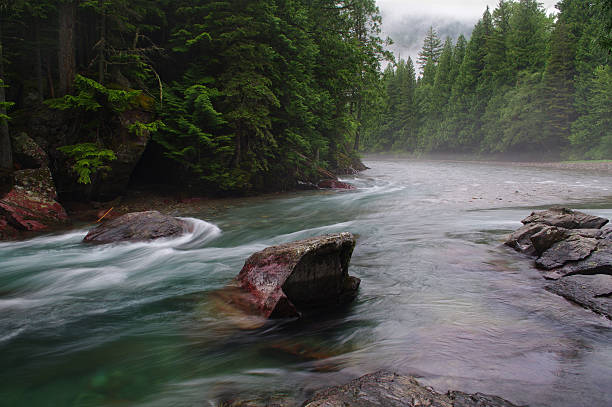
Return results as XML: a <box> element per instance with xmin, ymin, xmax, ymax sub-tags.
<box><xmin>1</xmin><ymin>159</ymin><xmax>612</xmax><ymax>407</ymax></box>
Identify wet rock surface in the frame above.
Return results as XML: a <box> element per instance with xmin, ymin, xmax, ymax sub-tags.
<box><xmin>546</xmin><ymin>274</ymin><xmax>612</xmax><ymax>318</ymax></box>
<box><xmin>317</xmin><ymin>179</ymin><xmax>355</xmax><ymax>190</ymax></box>
<box><xmin>302</xmin><ymin>371</ymin><xmax>522</xmax><ymax>407</ymax></box>
<box><xmin>230</xmin><ymin>233</ymin><xmax>360</xmax><ymax>319</ymax></box>
<box><xmin>83</xmin><ymin>211</ymin><xmax>189</xmax><ymax>243</ymax></box>
<box><xmin>521</xmin><ymin>207</ymin><xmax>608</xmax><ymax>229</ymax></box>
<box><xmin>506</xmin><ymin>207</ymin><xmax>612</xmax><ymax>318</ymax></box>
<box><xmin>0</xmin><ymin>135</ymin><xmax>68</xmax><ymax>239</ymax></box>
<box><xmin>535</xmin><ymin>235</ymin><xmax>598</xmax><ymax>270</ymax></box>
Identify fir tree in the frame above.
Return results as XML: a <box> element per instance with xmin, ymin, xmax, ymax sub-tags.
<box><xmin>417</xmin><ymin>26</ymin><xmax>442</xmax><ymax>72</ymax></box>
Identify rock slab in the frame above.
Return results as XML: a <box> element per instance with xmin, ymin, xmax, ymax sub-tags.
<box><xmin>234</xmin><ymin>233</ymin><xmax>360</xmax><ymax>319</ymax></box>
<box><xmin>521</xmin><ymin>207</ymin><xmax>608</xmax><ymax>229</ymax></box>
<box><xmin>303</xmin><ymin>371</ymin><xmax>522</xmax><ymax>407</ymax></box>
<box><xmin>546</xmin><ymin>274</ymin><xmax>612</xmax><ymax>318</ymax></box>
<box><xmin>83</xmin><ymin>210</ymin><xmax>189</xmax><ymax>243</ymax></box>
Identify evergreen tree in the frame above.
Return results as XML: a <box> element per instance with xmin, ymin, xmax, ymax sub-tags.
<box><xmin>570</xmin><ymin>65</ymin><xmax>612</xmax><ymax>158</ymax></box>
<box><xmin>417</xmin><ymin>26</ymin><xmax>442</xmax><ymax>73</ymax></box>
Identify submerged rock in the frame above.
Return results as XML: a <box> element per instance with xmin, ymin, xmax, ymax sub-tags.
<box><xmin>521</xmin><ymin>207</ymin><xmax>608</xmax><ymax>229</ymax></box>
<box><xmin>231</xmin><ymin>233</ymin><xmax>360</xmax><ymax>319</ymax></box>
<box><xmin>303</xmin><ymin>371</ymin><xmax>522</xmax><ymax>407</ymax></box>
<box><xmin>83</xmin><ymin>211</ymin><xmax>190</xmax><ymax>243</ymax></box>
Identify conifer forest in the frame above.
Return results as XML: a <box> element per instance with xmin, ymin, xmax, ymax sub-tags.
<box><xmin>0</xmin><ymin>0</ymin><xmax>610</xmax><ymax>196</ymax></box>
<box><xmin>366</xmin><ymin>0</ymin><xmax>612</xmax><ymax>160</ymax></box>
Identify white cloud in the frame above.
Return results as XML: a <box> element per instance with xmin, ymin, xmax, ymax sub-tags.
<box><xmin>377</xmin><ymin>0</ymin><xmax>558</xmax><ymax>23</ymax></box>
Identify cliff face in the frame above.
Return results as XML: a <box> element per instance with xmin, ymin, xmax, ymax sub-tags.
<box><xmin>17</xmin><ymin>105</ymin><xmax>152</xmax><ymax>203</ymax></box>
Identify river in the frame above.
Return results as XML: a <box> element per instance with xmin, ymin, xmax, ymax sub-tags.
<box><xmin>1</xmin><ymin>159</ymin><xmax>612</xmax><ymax>406</ymax></box>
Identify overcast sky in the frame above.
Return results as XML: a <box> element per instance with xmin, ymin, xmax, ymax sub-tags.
<box><xmin>377</xmin><ymin>0</ymin><xmax>559</xmax><ymax>64</ymax></box>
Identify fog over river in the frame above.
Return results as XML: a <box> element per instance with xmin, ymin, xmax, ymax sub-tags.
<box><xmin>1</xmin><ymin>159</ymin><xmax>611</xmax><ymax>406</ymax></box>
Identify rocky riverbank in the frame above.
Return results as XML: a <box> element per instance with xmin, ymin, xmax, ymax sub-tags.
<box><xmin>0</xmin><ymin>137</ymin><xmax>360</xmax><ymax>242</ymax></box>
<box><xmin>505</xmin><ymin>207</ymin><xmax>612</xmax><ymax>318</ymax></box>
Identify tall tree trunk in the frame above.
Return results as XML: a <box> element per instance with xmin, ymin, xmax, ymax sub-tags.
<box><xmin>353</xmin><ymin>92</ymin><xmax>362</xmax><ymax>151</ymax></box>
<box><xmin>58</xmin><ymin>1</ymin><xmax>77</xmax><ymax>96</ymax></box>
<box><xmin>35</xmin><ymin>23</ymin><xmax>44</xmax><ymax>101</ymax></box>
<box><xmin>98</xmin><ymin>0</ymin><xmax>106</xmax><ymax>84</ymax></box>
<box><xmin>0</xmin><ymin>18</ymin><xmax>12</xmax><ymax>171</ymax></box>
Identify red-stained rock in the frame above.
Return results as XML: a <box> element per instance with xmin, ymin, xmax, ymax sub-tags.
<box><xmin>233</xmin><ymin>233</ymin><xmax>360</xmax><ymax>319</ymax></box>
<box><xmin>0</xmin><ymin>168</ymin><xmax>68</xmax><ymax>234</ymax></box>
<box><xmin>318</xmin><ymin>179</ymin><xmax>355</xmax><ymax>190</ymax></box>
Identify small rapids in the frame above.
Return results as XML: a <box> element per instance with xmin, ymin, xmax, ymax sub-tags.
<box><xmin>1</xmin><ymin>159</ymin><xmax>612</xmax><ymax>406</ymax></box>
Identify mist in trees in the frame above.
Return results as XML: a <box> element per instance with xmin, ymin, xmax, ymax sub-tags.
<box><xmin>365</xmin><ymin>0</ymin><xmax>612</xmax><ymax>160</ymax></box>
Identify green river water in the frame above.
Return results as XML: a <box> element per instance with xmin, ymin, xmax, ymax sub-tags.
<box><xmin>1</xmin><ymin>159</ymin><xmax>611</xmax><ymax>406</ymax></box>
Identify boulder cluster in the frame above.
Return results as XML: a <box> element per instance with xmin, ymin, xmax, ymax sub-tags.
<box><xmin>505</xmin><ymin>207</ymin><xmax>612</xmax><ymax>318</ymax></box>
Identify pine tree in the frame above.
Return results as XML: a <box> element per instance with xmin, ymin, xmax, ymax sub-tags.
<box><xmin>417</xmin><ymin>26</ymin><xmax>442</xmax><ymax>73</ymax></box>
<box><xmin>541</xmin><ymin>19</ymin><xmax>577</xmax><ymax>150</ymax></box>
<box><xmin>570</xmin><ymin>65</ymin><xmax>612</xmax><ymax>158</ymax></box>
<box><xmin>508</xmin><ymin>0</ymin><xmax>550</xmax><ymax>74</ymax></box>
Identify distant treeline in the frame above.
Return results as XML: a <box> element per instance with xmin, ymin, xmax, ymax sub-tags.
<box><xmin>0</xmin><ymin>0</ymin><xmax>388</xmax><ymax>192</ymax></box>
<box><xmin>365</xmin><ymin>0</ymin><xmax>612</xmax><ymax>160</ymax></box>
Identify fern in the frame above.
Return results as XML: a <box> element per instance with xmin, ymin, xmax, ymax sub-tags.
<box><xmin>129</xmin><ymin>120</ymin><xmax>164</xmax><ymax>138</ymax></box>
<box><xmin>58</xmin><ymin>143</ymin><xmax>117</xmax><ymax>184</ymax></box>
<box><xmin>45</xmin><ymin>75</ymin><xmax>141</xmax><ymax>113</ymax></box>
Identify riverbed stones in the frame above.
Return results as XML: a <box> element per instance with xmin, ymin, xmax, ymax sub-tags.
<box><xmin>302</xmin><ymin>371</ymin><xmax>522</xmax><ymax>407</ymax></box>
<box><xmin>83</xmin><ymin>210</ymin><xmax>190</xmax><ymax>243</ymax></box>
<box><xmin>506</xmin><ymin>208</ymin><xmax>612</xmax><ymax>318</ymax></box>
<box><xmin>233</xmin><ymin>233</ymin><xmax>360</xmax><ymax>319</ymax></box>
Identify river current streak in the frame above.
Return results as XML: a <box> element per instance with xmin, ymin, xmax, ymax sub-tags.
<box><xmin>1</xmin><ymin>159</ymin><xmax>611</xmax><ymax>406</ymax></box>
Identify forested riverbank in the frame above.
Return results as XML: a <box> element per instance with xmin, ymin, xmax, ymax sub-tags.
<box><xmin>0</xmin><ymin>0</ymin><xmax>387</xmax><ymax>199</ymax></box>
<box><xmin>0</xmin><ymin>0</ymin><xmax>610</xmax><ymax>206</ymax></box>
<box><xmin>365</xmin><ymin>0</ymin><xmax>612</xmax><ymax>160</ymax></box>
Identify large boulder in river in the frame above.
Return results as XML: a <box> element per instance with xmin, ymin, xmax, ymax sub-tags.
<box><xmin>233</xmin><ymin>233</ymin><xmax>360</xmax><ymax>319</ymax></box>
<box><xmin>302</xmin><ymin>371</ymin><xmax>522</xmax><ymax>407</ymax></box>
<box><xmin>83</xmin><ymin>211</ymin><xmax>190</xmax><ymax>243</ymax></box>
